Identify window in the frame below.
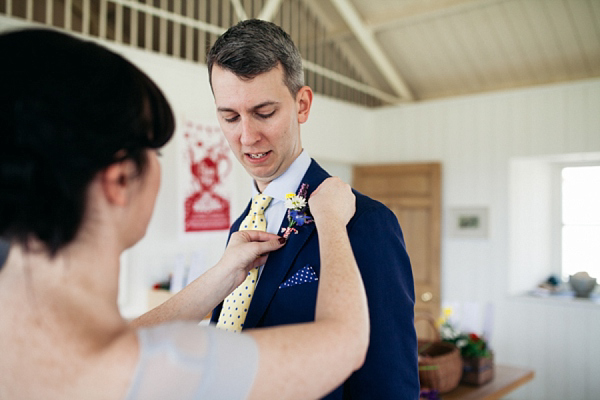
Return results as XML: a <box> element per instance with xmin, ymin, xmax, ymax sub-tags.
<box><xmin>560</xmin><ymin>166</ymin><xmax>600</xmax><ymax>280</ymax></box>
<box><xmin>508</xmin><ymin>153</ymin><xmax>600</xmax><ymax>297</ymax></box>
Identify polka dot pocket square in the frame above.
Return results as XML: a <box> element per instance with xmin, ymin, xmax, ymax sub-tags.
<box><xmin>279</xmin><ymin>265</ymin><xmax>319</xmax><ymax>289</ymax></box>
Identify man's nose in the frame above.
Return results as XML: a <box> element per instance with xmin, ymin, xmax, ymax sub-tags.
<box><xmin>240</xmin><ymin>118</ymin><xmax>261</xmax><ymax>146</ymax></box>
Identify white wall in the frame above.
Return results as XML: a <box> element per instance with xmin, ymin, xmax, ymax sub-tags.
<box><xmin>367</xmin><ymin>79</ymin><xmax>600</xmax><ymax>399</ymax></box>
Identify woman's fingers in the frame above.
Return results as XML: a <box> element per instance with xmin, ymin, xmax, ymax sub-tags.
<box><xmin>230</xmin><ymin>230</ymin><xmax>283</xmax><ymax>244</ymax></box>
<box><xmin>309</xmin><ymin>177</ymin><xmax>355</xmax><ymax>225</ymax></box>
<box><xmin>227</xmin><ymin>231</ymin><xmax>286</xmax><ymax>265</ymax></box>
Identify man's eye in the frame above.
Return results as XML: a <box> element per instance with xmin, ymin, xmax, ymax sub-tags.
<box><xmin>224</xmin><ymin>115</ymin><xmax>239</xmax><ymax>123</ymax></box>
<box><xmin>257</xmin><ymin>110</ymin><xmax>275</xmax><ymax>119</ymax></box>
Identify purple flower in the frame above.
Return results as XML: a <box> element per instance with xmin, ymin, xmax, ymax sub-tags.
<box><xmin>419</xmin><ymin>389</ymin><xmax>440</xmax><ymax>399</ymax></box>
<box><xmin>290</xmin><ymin>209</ymin><xmax>313</xmax><ymax>226</ymax></box>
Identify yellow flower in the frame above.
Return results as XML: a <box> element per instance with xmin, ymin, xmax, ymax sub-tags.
<box><xmin>435</xmin><ymin>316</ymin><xmax>445</xmax><ymax>329</ymax></box>
<box><xmin>285</xmin><ymin>193</ymin><xmax>296</xmax><ymax>199</ymax></box>
<box><xmin>435</xmin><ymin>307</ymin><xmax>454</xmax><ymax>328</ymax></box>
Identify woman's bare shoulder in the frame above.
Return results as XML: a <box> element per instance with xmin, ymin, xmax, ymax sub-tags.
<box><xmin>0</xmin><ymin>317</ymin><xmax>139</xmax><ymax>400</ymax></box>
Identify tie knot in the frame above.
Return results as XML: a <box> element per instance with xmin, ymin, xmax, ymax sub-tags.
<box><xmin>250</xmin><ymin>194</ymin><xmax>272</xmax><ymax>215</ymax></box>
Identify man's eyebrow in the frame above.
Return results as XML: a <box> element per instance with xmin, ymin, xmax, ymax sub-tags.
<box><xmin>217</xmin><ymin>101</ymin><xmax>279</xmax><ymax>114</ymax></box>
<box><xmin>251</xmin><ymin>101</ymin><xmax>278</xmax><ymax>110</ymax></box>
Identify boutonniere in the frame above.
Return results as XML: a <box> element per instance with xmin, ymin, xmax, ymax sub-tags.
<box><xmin>281</xmin><ymin>183</ymin><xmax>313</xmax><ymax>239</ymax></box>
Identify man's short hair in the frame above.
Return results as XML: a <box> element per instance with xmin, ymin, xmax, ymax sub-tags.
<box><xmin>207</xmin><ymin>19</ymin><xmax>304</xmax><ymax>97</ymax></box>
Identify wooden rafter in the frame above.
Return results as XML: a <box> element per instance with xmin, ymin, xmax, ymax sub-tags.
<box><xmin>257</xmin><ymin>0</ymin><xmax>285</xmax><ymax>22</ymax></box>
<box><xmin>328</xmin><ymin>0</ymin><xmax>414</xmax><ymax>101</ymax></box>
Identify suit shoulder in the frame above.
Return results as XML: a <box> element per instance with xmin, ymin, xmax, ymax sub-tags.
<box><xmin>352</xmin><ymin>189</ymin><xmax>392</xmax><ymax>216</ymax></box>
<box><xmin>348</xmin><ymin>189</ymin><xmax>406</xmax><ymax>236</ymax></box>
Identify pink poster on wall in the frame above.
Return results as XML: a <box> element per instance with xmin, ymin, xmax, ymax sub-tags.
<box><xmin>182</xmin><ymin>118</ymin><xmax>232</xmax><ymax>232</ymax></box>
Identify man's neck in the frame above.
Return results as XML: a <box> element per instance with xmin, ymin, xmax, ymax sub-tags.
<box><xmin>255</xmin><ymin>180</ymin><xmax>270</xmax><ymax>193</ymax></box>
<box><xmin>254</xmin><ymin>151</ymin><xmax>307</xmax><ymax>194</ymax></box>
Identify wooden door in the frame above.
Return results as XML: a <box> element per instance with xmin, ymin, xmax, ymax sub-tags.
<box><xmin>353</xmin><ymin>163</ymin><xmax>441</xmax><ymax>338</ymax></box>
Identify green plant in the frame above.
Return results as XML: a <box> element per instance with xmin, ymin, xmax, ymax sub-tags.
<box><xmin>439</xmin><ymin>322</ymin><xmax>491</xmax><ymax>358</ymax></box>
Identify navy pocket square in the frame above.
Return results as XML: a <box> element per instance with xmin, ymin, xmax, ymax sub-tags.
<box><xmin>279</xmin><ymin>265</ymin><xmax>319</xmax><ymax>289</ymax></box>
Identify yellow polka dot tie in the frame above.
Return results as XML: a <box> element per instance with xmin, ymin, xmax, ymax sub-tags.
<box><xmin>216</xmin><ymin>194</ymin><xmax>272</xmax><ymax>333</ymax></box>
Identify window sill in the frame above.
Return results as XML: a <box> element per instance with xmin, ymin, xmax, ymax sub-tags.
<box><xmin>511</xmin><ymin>290</ymin><xmax>600</xmax><ymax>309</ymax></box>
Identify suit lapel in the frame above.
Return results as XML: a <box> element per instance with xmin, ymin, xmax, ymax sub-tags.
<box><xmin>243</xmin><ymin>218</ymin><xmax>315</xmax><ymax>327</ymax></box>
<box><xmin>244</xmin><ymin>159</ymin><xmax>331</xmax><ymax>328</ymax></box>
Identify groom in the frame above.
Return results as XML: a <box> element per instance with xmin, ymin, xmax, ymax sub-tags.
<box><xmin>208</xmin><ymin>19</ymin><xmax>419</xmax><ymax>399</ymax></box>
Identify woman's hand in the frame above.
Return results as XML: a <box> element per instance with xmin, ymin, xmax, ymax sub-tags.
<box><xmin>132</xmin><ymin>231</ymin><xmax>284</xmax><ymax>327</ymax></box>
<box><xmin>217</xmin><ymin>231</ymin><xmax>286</xmax><ymax>289</ymax></box>
<box><xmin>309</xmin><ymin>177</ymin><xmax>355</xmax><ymax>227</ymax></box>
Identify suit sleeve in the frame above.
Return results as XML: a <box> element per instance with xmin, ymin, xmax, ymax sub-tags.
<box><xmin>343</xmin><ymin>204</ymin><xmax>420</xmax><ymax>399</ymax></box>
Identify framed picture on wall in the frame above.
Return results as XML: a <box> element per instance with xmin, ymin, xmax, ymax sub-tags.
<box><xmin>449</xmin><ymin>207</ymin><xmax>489</xmax><ymax>238</ymax></box>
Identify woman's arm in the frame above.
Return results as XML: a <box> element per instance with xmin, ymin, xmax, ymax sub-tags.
<box><xmin>130</xmin><ymin>231</ymin><xmax>285</xmax><ymax>328</ymax></box>
<box><xmin>246</xmin><ymin>177</ymin><xmax>370</xmax><ymax>400</ymax></box>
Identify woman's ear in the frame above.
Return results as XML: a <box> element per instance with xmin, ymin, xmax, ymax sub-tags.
<box><xmin>100</xmin><ymin>160</ymin><xmax>137</xmax><ymax>206</ymax></box>
<box><xmin>296</xmin><ymin>86</ymin><xmax>313</xmax><ymax>124</ymax></box>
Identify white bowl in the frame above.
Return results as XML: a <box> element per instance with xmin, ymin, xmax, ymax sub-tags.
<box><xmin>569</xmin><ymin>273</ymin><xmax>597</xmax><ymax>298</ymax></box>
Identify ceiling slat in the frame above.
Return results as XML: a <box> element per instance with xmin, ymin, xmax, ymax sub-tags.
<box><xmin>542</xmin><ymin>0</ymin><xmax>586</xmax><ymax>77</ymax></box>
<box><xmin>565</xmin><ymin>0</ymin><xmax>598</xmax><ymax>75</ymax></box>
<box><xmin>589</xmin><ymin>0</ymin><xmax>600</xmax><ymax>43</ymax></box>
<box><xmin>445</xmin><ymin>10</ymin><xmax>489</xmax><ymax>88</ymax></box>
<box><xmin>514</xmin><ymin>0</ymin><xmax>554</xmax><ymax>81</ymax></box>
<box><xmin>498</xmin><ymin>1</ymin><xmax>538</xmax><ymax>82</ymax></box>
<box><xmin>467</xmin><ymin>6</ymin><xmax>516</xmax><ymax>87</ymax></box>
<box><xmin>482</xmin><ymin>3</ymin><xmax>530</xmax><ymax>84</ymax></box>
<box><xmin>378</xmin><ymin>24</ymin><xmax>439</xmax><ymax>98</ymax></box>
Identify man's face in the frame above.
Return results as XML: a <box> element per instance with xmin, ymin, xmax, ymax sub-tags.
<box><xmin>211</xmin><ymin>64</ymin><xmax>312</xmax><ymax>191</ymax></box>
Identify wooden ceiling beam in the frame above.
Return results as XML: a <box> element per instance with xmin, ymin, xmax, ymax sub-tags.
<box><xmin>303</xmin><ymin>0</ymin><xmax>381</xmax><ymax>90</ymax></box>
<box><xmin>229</xmin><ymin>0</ymin><xmax>248</xmax><ymax>21</ymax></box>
<box><xmin>257</xmin><ymin>0</ymin><xmax>284</xmax><ymax>22</ymax></box>
<box><xmin>366</xmin><ymin>0</ymin><xmax>505</xmax><ymax>32</ymax></box>
<box><xmin>328</xmin><ymin>0</ymin><xmax>415</xmax><ymax>100</ymax></box>
<box><xmin>328</xmin><ymin>0</ymin><xmax>504</xmax><ymax>40</ymax></box>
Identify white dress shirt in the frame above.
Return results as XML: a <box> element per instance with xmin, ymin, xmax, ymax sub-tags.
<box><xmin>249</xmin><ymin>150</ymin><xmax>312</xmax><ymax>278</ymax></box>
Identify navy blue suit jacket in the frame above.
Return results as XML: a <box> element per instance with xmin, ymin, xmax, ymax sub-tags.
<box><xmin>212</xmin><ymin>160</ymin><xmax>419</xmax><ymax>399</ymax></box>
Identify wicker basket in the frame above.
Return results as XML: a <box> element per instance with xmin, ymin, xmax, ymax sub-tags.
<box><xmin>416</xmin><ymin>314</ymin><xmax>463</xmax><ymax>393</ymax></box>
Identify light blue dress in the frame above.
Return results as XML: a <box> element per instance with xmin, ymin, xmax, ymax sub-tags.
<box><xmin>125</xmin><ymin>322</ymin><xmax>258</xmax><ymax>400</ymax></box>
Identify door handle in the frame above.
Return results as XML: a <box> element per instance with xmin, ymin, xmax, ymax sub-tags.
<box><xmin>421</xmin><ymin>292</ymin><xmax>433</xmax><ymax>302</ymax></box>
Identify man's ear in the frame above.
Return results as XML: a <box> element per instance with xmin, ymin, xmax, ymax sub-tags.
<box><xmin>296</xmin><ymin>86</ymin><xmax>313</xmax><ymax>124</ymax></box>
<box><xmin>100</xmin><ymin>161</ymin><xmax>136</xmax><ymax>206</ymax></box>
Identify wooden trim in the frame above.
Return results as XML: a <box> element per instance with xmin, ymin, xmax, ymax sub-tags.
<box><xmin>443</xmin><ymin>364</ymin><xmax>534</xmax><ymax>400</ymax></box>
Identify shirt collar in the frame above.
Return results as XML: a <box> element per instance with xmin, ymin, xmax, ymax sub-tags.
<box><xmin>251</xmin><ymin>150</ymin><xmax>311</xmax><ymax>202</ymax></box>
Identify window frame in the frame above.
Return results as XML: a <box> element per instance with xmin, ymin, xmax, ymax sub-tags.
<box><xmin>552</xmin><ymin>161</ymin><xmax>600</xmax><ymax>281</ymax></box>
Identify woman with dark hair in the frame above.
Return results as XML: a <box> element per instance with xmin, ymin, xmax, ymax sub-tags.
<box><xmin>0</xmin><ymin>29</ymin><xmax>368</xmax><ymax>399</ymax></box>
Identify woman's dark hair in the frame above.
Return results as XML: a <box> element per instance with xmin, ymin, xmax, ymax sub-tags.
<box><xmin>0</xmin><ymin>29</ymin><xmax>175</xmax><ymax>257</ymax></box>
